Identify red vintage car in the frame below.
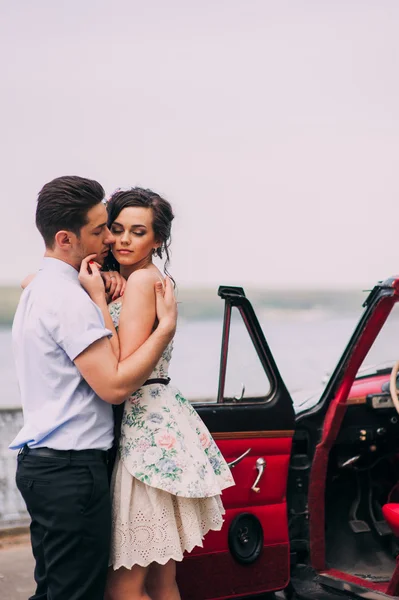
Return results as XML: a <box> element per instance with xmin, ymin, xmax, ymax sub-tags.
<box><xmin>176</xmin><ymin>279</ymin><xmax>399</xmax><ymax>600</ymax></box>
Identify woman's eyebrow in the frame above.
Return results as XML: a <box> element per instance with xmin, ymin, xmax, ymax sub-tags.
<box><xmin>112</xmin><ymin>221</ymin><xmax>147</xmax><ymax>229</ymax></box>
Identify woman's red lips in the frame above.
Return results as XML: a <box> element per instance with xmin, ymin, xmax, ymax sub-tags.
<box><xmin>116</xmin><ymin>249</ymin><xmax>132</xmax><ymax>254</ymax></box>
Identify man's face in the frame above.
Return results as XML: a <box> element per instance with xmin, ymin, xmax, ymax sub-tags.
<box><xmin>73</xmin><ymin>203</ymin><xmax>115</xmax><ymax>266</ymax></box>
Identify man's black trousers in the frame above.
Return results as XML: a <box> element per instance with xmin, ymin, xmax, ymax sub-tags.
<box><xmin>16</xmin><ymin>447</ymin><xmax>111</xmax><ymax>600</ymax></box>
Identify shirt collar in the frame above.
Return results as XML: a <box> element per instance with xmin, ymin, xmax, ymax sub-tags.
<box><xmin>40</xmin><ymin>257</ymin><xmax>80</xmax><ymax>281</ymax></box>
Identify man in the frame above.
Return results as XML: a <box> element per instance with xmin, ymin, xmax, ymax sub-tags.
<box><xmin>9</xmin><ymin>175</ymin><xmax>177</xmax><ymax>600</ymax></box>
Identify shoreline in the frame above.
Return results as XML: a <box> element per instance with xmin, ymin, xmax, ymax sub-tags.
<box><xmin>0</xmin><ymin>527</ymin><xmax>30</xmax><ymax>543</ymax></box>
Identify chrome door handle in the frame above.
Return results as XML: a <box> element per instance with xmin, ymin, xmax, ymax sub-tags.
<box><xmin>227</xmin><ymin>448</ymin><xmax>251</xmax><ymax>468</ymax></box>
<box><xmin>251</xmin><ymin>457</ymin><xmax>266</xmax><ymax>493</ymax></box>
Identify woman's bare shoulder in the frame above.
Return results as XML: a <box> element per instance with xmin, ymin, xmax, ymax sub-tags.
<box><xmin>126</xmin><ymin>267</ymin><xmax>163</xmax><ymax>290</ymax></box>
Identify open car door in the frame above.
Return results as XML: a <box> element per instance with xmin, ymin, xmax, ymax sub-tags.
<box><xmin>176</xmin><ymin>286</ymin><xmax>296</xmax><ymax>599</ymax></box>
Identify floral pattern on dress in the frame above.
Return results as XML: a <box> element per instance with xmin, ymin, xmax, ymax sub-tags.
<box><xmin>109</xmin><ymin>300</ymin><xmax>235</xmax><ymax>498</ymax></box>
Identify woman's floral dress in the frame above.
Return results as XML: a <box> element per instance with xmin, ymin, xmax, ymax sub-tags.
<box><xmin>108</xmin><ymin>301</ymin><xmax>234</xmax><ymax>569</ymax></box>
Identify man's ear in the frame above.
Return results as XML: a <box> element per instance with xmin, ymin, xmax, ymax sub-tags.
<box><xmin>54</xmin><ymin>230</ymin><xmax>75</xmax><ymax>250</ymax></box>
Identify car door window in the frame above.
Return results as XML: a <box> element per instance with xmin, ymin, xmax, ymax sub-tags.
<box><xmin>223</xmin><ymin>307</ymin><xmax>272</xmax><ymax>402</ymax></box>
<box><xmin>358</xmin><ymin>303</ymin><xmax>399</xmax><ymax>373</ymax></box>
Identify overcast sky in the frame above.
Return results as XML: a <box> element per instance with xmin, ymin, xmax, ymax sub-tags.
<box><xmin>1</xmin><ymin>1</ymin><xmax>398</xmax><ymax>289</ymax></box>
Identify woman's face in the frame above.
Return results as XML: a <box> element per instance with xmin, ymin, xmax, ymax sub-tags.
<box><xmin>109</xmin><ymin>206</ymin><xmax>159</xmax><ymax>268</ymax></box>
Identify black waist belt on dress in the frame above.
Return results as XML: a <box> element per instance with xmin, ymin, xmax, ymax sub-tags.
<box><xmin>142</xmin><ymin>377</ymin><xmax>171</xmax><ymax>387</ymax></box>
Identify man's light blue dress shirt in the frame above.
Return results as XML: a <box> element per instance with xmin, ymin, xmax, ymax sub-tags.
<box><xmin>9</xmin><ymin>257</ymin><xmax>114</xmax><ymax>451</ymax></box>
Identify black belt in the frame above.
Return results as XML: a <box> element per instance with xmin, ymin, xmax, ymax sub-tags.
<box><xmin>20</xmin><ymin>445</ymin><xmax>108</xmax><ymax>462</ymax></box>
<box><xmin>142</xmin><ymin>377</ymin><xmax>170</xmax><ymax>387</ymax></box>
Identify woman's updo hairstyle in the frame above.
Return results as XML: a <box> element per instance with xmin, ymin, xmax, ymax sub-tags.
<box><xmin>104</xmin><ymin>187</ymin><xmax>175</xmax><ymax>281</ymax></box>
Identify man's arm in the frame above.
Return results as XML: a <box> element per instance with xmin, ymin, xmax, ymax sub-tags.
<box><xmin>74</xmin><ymin>313</ymin><xmax>173</xmax><ymax>404</ymax></box>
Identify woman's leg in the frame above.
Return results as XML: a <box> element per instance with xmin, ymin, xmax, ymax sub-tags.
<box><xmin>146</xmin><ymin>560</ymin><xmax>181</xmax><ymax>600</ymax></box>
<box><xmin>105</xmin><ymin>565</ymin><xmax>151</xmax><ymax>600</ymax></box>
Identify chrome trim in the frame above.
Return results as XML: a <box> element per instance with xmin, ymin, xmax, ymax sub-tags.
<box><xmin>317</xmin><ymin>574</ymin><xmax>394</xmax><ymax>599</ymax></box>
<box><xmin>234</xmin><ymin>383</ymin><xmax>246</xmax><ymax>401</ymax></box>
<box><xmin>251</xmin><ymin>457</ymin><xmax>266</xmax><ymax>493</ymax></box>
<box><xmin>212</xmin><ymin>429</ymin><xmax>294</xmax><ymax>440</ymax></box>
<box><xmin>227</xmin><ymin>447</ymin><xmax>251</xmax><ymax>468</ymax></box>
<box><xmin>339</xmin><ymin>455</ymin><xmax>361</xmax><ymax>468</ymax></box>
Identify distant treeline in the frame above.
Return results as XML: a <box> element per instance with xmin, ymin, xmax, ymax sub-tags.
<box><xmin>0</xmin><ymin>287</ymin><xmax>22</xmax><ymax>326</ymax></box>
<box><xmin>176</xmin><ymin>286</ymin><xmax>367</xmax><ymax>320</ymax></box>
<box><xmin>0</xmin><ymin>285</ymin><xmax>369</xmax><ymax>327</ymax></box>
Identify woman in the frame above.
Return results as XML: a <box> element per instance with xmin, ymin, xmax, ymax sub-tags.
<box><xmin>87</xmin><ymin>187</ymin><xmax>234</xmax><ymax>600</ymax></box>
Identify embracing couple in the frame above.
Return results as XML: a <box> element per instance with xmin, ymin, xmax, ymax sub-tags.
<box><xmin>10</xmin><ymin>176</ymin><xmax>234</xmax><ymax>600</ymax></box>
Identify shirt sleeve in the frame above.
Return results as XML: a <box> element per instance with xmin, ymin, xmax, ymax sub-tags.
<box><xmin>49</xmin><ymin>290</ymin><xmax>113</xmax><ymax>361</ymax></box>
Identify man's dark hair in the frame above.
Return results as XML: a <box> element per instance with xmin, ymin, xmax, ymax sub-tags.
<box><xmin>36</xmin><ymin>176</ymin><xmax>105</xmax><ymax>248</ymax></box>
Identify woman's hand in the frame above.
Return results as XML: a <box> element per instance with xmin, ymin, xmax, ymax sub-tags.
<box><xmin>78</xmin><ymin>255</ymin><xmax>106</xmax><ymax>304</ymax></box>
<box><xmin>101</xmin><ymin>271</ymin><xmax>127</xmax><ymax>302</ymax></box>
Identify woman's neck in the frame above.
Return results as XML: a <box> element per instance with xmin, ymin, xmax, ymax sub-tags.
<box><xmin>119</xmin><ymin>255</ymin><xmax>154</xmax><ymax>280</ymax></box>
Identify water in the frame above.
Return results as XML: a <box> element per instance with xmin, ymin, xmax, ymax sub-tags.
<box><xmin>3</xmin><ymin>303</ymin><xmax>399</xmax><ymax>410</ymax></box>
<box><xmin>0</xmin><ymin>313</ymin><xmax>362</xmax><ymax>408</ymax></box>
<box><xmin>0</xmin><ymin>328</ymin><xmax>20</xmax><ymax>408</ymax></box>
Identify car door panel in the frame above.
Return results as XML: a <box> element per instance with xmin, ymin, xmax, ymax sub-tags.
<box><xmin>176</xmin><ymin>287</ymin><xmax>295</xmax><ymax>599</ymax></box>
<box><xmin>215</xmin><ymin>436</ymin><xmax>293</xmax><ymax>508</ymax></box>
<box><xmin>179</xmin><ymin>539</ymin><xmax>290</xmax><ymax>600</ymax></box>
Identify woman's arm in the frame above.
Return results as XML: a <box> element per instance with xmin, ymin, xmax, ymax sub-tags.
<box><xmin>78</xmin><ymin>260</ymin><xmax>121</xmax><ymax>360</ymax></box>
<box><xmin>117</xmin><ymin>269</ymin><xmax>159</xmax><ymax>361</ymax></box>
<box><xmin>79</xmin><ymin>262</ymin><xmax>159</xmax><ymax>363</ymax></box>
<box><xmin>21</xmin><ymin>270</ymin><xmax>126</xmax><ymax>299</ymax></box>
<box><xmin>92</xmin><ymin>294</ymin><xmax>120</xmax><ymax>360</ymax></box>
<box><xmin>23</xmin><ymin>264</ymin><xmax>125</xmax><ymax>360</ymax></box>
<box><xmin>75</xmin><ymin>260</ymin><xmax>177</xmax><ymax>405</ymax></box>
<box><xmin>21</xmin><ymin>274</ymin><xmax>36</xmax><ymax>289</ymax></box>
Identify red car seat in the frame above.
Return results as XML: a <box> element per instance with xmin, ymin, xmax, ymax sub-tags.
<box><xmin>382</xmin><ymin>503</ymin><xmax>399</xmax><ymax>537</ymax></box>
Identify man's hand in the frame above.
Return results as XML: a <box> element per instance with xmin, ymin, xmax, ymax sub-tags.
<box><xmin>78</xmin><ymin>255</ymin><xmax>106</xmax><ymax>303</ymax></box>
<box><xmin>101</xmin><ymin>271</ymin><xmax>127</xmax><ymax>303</ymax></box>
<box><xmin>154</xmin><ymin>277</ymin><xmax>177</xmax><ymax>338</ymax></box>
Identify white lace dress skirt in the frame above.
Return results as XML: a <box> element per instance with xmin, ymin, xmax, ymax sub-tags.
<box><xmin>109</xmin><ymin>455</ymin><xmax>225</xmax><ymax>569</ymax></box>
